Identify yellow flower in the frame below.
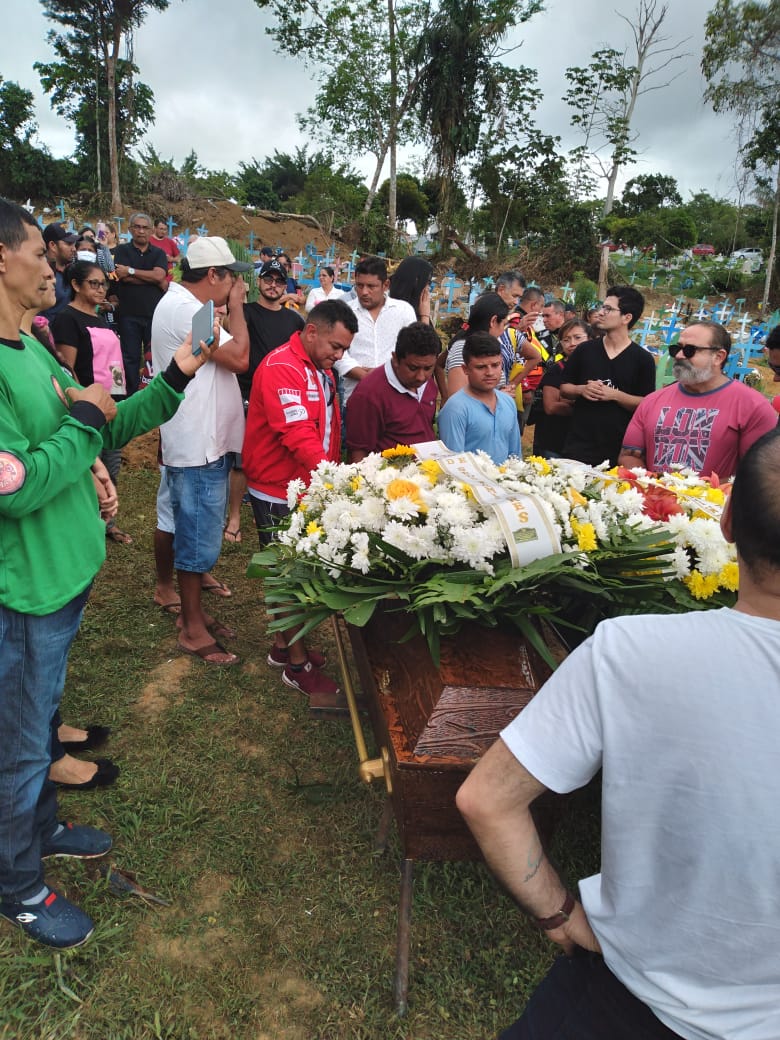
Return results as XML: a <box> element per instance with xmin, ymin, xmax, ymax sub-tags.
<box><xmin>386</xmin><ymin>479</ymin><xmax>422</xmax><ymax>503</ymax></box>
<box><xmin>527</xmin><ymin>455</ymin><xmax>551</xmax><ymax>475</ymax></box>
<box><xmin>568</xmin><ymin>487</ymin><xmax>588</xmax><ymax>507</ymax></box>
<box><xmin>571</xmin><ymin>519</ymin><xmax>597</xmax><ymax>551</ymax></box>
<box><xmin>705</xmin><ymin>487</ymin><xmax>725</xmax><ymax>505</ymax></box>
<box><xmin>459</xmin><ymin>482</ymin><xmax>476</xmax><ymax>501</ymax></box>
<box><xmin>298</xmin><ymin>502</ymin><xmax>307</xmax><ymax>512</ymax></box>
<box><xmin>684</xmin><ymin>570</ymin><xmax>721</xmax><ymax>600</ymax></box>
<box><xmin>418</xmin><ymin>459</ymin><xmax>442</xmax><ymax>484</ymax></box>
<box><xmin>718</xmin><ymin>562</ymin><xmax>739</xmax><ymax>592</ymax></box>
<box><xmin>382</xmin><ymin>445</ymin><xmax>416</xmax><ymax>459</ymax></box>
<box><xmin>350</xmin><ymin>475</ymin><xmax>362</xmax><ymax>491</ymax></box>
<box><xmin>306</xmin><ymin>520</ymin><xmax>323</xmax><ymax>537</ymax></box>
<box><xmin>617</xmin><ymin>481</ymin><xmax>632</xmax><ymax>493</ymax></box>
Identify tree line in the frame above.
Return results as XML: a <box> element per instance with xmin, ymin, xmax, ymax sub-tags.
<box><xmin>0</xmin><ymin>0</ymin><xmax>776</xmax><ymax>299</ymax></box>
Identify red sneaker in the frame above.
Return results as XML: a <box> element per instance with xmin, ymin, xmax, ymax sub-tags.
<box><xmin>281</xmin><ymin>661</ymin><xmax>339</xmax><ymax>697</ymax></box>
<box><xmin>267</xmin><ymin>645</ymin><xmax>326</xmax><ymax>669</ymax></box>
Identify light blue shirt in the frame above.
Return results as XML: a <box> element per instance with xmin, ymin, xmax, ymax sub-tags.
<box><xmin>438</xmin><ymin>389</ymin><xmax>521</xmax><ymax>463</ymax></box>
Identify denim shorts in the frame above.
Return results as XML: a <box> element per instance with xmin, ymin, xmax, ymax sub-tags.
<box><xmin>166</xmin><ymin>455</ymin><xmax>231</xmax><ymax>573</ymax></box>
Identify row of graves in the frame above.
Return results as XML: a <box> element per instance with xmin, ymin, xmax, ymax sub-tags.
<box><xmin>42</xmin><ymin>204</ymin><xmax>778</xmax><ymax>386</ymax></box>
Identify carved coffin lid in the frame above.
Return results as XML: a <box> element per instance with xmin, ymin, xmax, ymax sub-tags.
<box><xmin>360</xmin><ymin>608</ymin><xmax>555</xmax><ymax>768</ymax></box>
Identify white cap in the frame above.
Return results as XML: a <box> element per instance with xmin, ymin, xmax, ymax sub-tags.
<box><xmin>185</xmin><ymin>236</ymin><xmax>252</xmax><ymax>272</ymax></box>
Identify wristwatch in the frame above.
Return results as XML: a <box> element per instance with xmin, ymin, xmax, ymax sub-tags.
<box><xmin>535</xmin><ymin>891</ymin><xmax>575</xmax><ymax>930</ymax></box>
<box><xmin>127</xmin><ymin>267</ymin><xmax>136</xmax><ymax>276</ymax></box>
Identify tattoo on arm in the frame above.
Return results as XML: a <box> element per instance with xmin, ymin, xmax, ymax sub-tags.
<box><xmin>523</xmin><ymin>838</ymin><xmax>543</xmax><ymax>883</ymax></box>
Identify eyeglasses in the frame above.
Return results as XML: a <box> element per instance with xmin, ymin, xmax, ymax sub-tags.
<box><xmin>669</xmin><ymin>343</ymin><xmax>722</xmax><ymax>359</ymax></box>
<box><xmin>262</xmin><ymin>276</ymin><xmax>287</xmax><ymax>286</ymax></box>
<box><xmin>86</xmin><ymin>279</ymin><xmax>108</xmax><ymax>290</ymax></box>
<box><xmin>597</xmin><ymin>304</ymin><xmax>621</xmax><ymax>315</ymax></box>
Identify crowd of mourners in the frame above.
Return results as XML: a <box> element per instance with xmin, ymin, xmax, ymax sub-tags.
<box><xmin>3</xmin><ymin>194</ymin><xmax>780</xmax><ymax>1040</ymax></box>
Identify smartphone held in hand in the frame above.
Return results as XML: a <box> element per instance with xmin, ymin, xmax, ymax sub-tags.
<box><xmin>191</xmin><ymin>300</ymin><xmax>214</xmax><ymax>357</ymax></box>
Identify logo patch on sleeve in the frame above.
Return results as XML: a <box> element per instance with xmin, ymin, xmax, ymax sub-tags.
<box><xmin>283</xmin><ymin>405</ymin><xmax>308</xmax><ymax>423</ymax></box>
<box><xmin>0</xmin><ymin>452</ymin><xmax>26</xmax><ymax>495</ymax></box>
<box><xmin>278</xmin><ymin>388</ymin><xmax>301</xmax><ymax>405</ymax></box>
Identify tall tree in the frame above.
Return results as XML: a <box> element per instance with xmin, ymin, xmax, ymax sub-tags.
<box><xmin>254</xmin><ymin>0</ymin><xmax>427</xmax><ymax>225</ymax></box>
<box><xmin>39</xmin><ymin>0</ymin><xmax>168</xmax><ymax>211</ymax></box>
<box><xmin>564</xmin><ymin>0</ymin><xmax>688</xmax><ymax>296</ymax></box>
<box><xmin>412</xmin><ymin>0</ymin><xmax>543</xmax><ymax>239</ymax></box>
<box><xmin>703</xmin><ymin>0</ymin><xmax>780</xmax><ymax>312</ymax></box>
<box><xmin>619</xmin><ymin>172</ymin><xmax>682</xmax><ymax>215</ymax></box>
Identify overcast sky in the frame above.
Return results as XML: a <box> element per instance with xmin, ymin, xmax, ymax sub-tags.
<box><xmin>5</xmin><ymin>0</ymin><xmax>744</xmax><ymax>204</ymax></box>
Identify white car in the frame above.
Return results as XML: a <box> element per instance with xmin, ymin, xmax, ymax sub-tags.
<box><xmin>731</xmin><ymin>247</ymin><xmax>763</xmax><ymax>266</ymax></box>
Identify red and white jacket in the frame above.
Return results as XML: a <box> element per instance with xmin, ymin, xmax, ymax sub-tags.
<box><xmin>242</xmin><ymin>331</ymin><xmax>341</xmax><ymax>500</ymax></box>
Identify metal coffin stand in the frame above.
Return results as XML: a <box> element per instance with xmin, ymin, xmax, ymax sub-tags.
<box><xmin>331</xmin><ymin>607</ymin><xmax>563</xmax><ymax>1015</ymax></box>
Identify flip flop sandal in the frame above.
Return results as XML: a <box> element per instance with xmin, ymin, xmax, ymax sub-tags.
<box><xmin>201</xmin><ymin>578</ymin><xmax>232</xmax><ymax>598</ymax></box>
<box><xmin>178</xmin><ymin>640</ymin><xmax>239</xmax><ymax>666</ymax></box>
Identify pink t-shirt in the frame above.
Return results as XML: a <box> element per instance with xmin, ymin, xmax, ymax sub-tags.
<box><xmin>623</xmin><ymin>378</ymin><xmax>777</xmax><ymax>478</ymax></box>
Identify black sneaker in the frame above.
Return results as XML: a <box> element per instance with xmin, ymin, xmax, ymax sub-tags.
<box><xmin>0</xmin><ymin>888</ymin><xmax>94</xmax><ymax>949</ymax></box>
<box><xmin>41</xmin><ymin>822</ymin><xmax>112</xmax><ymax>860</ymax></box>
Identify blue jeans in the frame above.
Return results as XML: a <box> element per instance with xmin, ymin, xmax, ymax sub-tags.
<box><xmin>166</xmin><ymin>456</ymin><xmax>232</xmax><ymax>573</ymax></box>
<box><xmin>118</xmin><ymin>315</ymin><xmax>153</xmax><ymax>395</ymax></box>
<box><xmin>499</xmin><ymin>949</ymin><xmax>683</xmax><ymax>1040</ymax></box>
<box><xmin>0</xmin><ymin>586</ymin><xmax>91</xmax><ymax>901</ymax></box>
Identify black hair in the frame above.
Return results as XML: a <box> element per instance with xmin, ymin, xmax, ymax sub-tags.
<box><xmin>319</xmin><ymin>265</ymin><xmax>335</xmax><ymax>279</ymax></box>
<box><xmin>730</xmin><ymin>428</ymin><xmax>780</xmax><ymax>577</ymax></box>
<box><xmin>355</xmin><ymin>255</ymin><xmax>388</xmax><ymax>282</ymax></box>
<box><xmin>67</xmin><ymin>260</ymin><xmax>105</xmax><ymax>298</ymax></box>
<box><xmin>307</xmin><ymin>298</ymin><xmax>358</xmax><ymax>335</ymax></box>
<box><xmin>605</xmin><ymin>285</ymin><xmax>645</xmax><ymax>329</ymax></box>
<box><xmin>766</xmin><ymin>327</ymin><xmax>780</xmax><ymax>353</ymax></box>
<box><xmin>558</xmin><ymin>318</ymin><xmax>592</xmax><ymax>343</ymax></box>
<box><xmin>389</xmin><ymin>257</ymin><xmax>432</xmax><ymax>318</ymax></box>
<box><xmin>468</xmin><ymin>292</ymin><xmax>509</xmax><ymax>332</ymax></box>
<box><xmin>463</xmin><ymin>330</ymin><xmax>501</xmax><ymax>363</ymax></box>
<box><xmin>394</xmin><ymin>321</ymin><xmax>442</xmax><ymax>360</ymax></box>
<box><xmin>0</xmin><ymin>197</ymin><xmax>40</xmax><ymax>250</ymax></box>
<box><xmin>180</xmin><ymin>258</ymin><xmax>231</xmax><ymax>284</ymax></box>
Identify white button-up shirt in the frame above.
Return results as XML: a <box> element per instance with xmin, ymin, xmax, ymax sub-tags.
<box><xmin>335</xmin><ymin>294</ymin><xmax>416</xmax><ymax>403</ymax></box>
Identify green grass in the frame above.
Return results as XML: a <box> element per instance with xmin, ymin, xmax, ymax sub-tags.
<box><xmin>0</xmin><ymin>465</ymin><xmax>600</xmax><ymax>1040</ymax></box>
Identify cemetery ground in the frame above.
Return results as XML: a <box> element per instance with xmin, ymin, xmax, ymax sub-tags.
<box><xmin>0</xmin><ymin>460</ymin><xmax>602</xmax><ymax>1040</ymax></box>
<box><xmin>2</xmin><ymin>289</ymin><xmax>775</xmax><ymax>1038</ymax></box>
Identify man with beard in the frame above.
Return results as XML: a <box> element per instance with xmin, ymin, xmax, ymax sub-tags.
<box><xmin>618</xmin><ymin>320</ymin><xmax>776</xmax><ymax>479</ymax></box>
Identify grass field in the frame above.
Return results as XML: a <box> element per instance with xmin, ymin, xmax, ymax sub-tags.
<box><xmin>0</xmin><ymin>464</ymin><xmax>602</xmax><ymax>1040</ymax></box>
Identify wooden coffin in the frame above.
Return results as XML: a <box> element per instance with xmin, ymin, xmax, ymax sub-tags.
<box><xmin>346</xmin><ymin>607</ymin><xmax>561</xmax><ymax>862</ymax></box>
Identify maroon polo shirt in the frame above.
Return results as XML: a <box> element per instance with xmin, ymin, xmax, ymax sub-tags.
<box><xmin>345</xmin><ymin>361</ymin><xmax>438</xmax><ymax>454</ymax></box>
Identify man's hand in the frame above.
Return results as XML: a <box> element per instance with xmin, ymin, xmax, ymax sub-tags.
<box><xmin>545</xmin><ymin>902</ymin><xmax>602</xmax><ymax>956</ymax></box>
<box><xmin>173</xmin><ymin>327</ymin><xmax>219</xmax><ymax>378</ymax></box>
<box><xmin>581</xmin><ymin>380</ymin><xmax>607</xmax><ymax>401</ymax></box>
<box><xmin>114</xmin><ymin>264</ymin><xmax>132</xmax><ymax>280</ymax></box>
<box><xmin>227</xmin><ymin>273</ymin><xmax>248</xmax><ymax>312</ymax></box>
<box><xmin>65</xmin><ymin>384</ymin><xmax>118</xmax><ymax>422</ymax></box>
<box><xmin>91</xmin><ymin>459</ymin><xmax>119</xmax><ymax>519</ymax></box>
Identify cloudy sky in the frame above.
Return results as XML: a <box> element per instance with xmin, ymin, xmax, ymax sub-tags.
<box><xmin>6</xmin><ymin>0</ymin><xmax>743</xmax><ymax>203</ymax></box>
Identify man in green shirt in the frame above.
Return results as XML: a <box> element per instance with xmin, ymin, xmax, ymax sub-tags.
<box><xmin>0</xmin><ymin>198</ymin><xmax>215</xmax><ymax>950</ymax></box>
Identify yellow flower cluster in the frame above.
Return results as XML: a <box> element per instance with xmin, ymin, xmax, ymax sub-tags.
<box><xmin>684</xmin><ymin>562</ymin><xmax>739</xmax><ymax>600</ymax></box>
<box><xmin>382</xmin><ymin>445</ymin><xmax>417</xmax><ymax>459</ymax></box>
<box><xmin>526</xmin><ymin>455</ymin><xmax>552</xmax><ymax>475</ymax></box>
<box><xmin>570</xmin><ymin>519</ymin><xmax>597</xmax><ymax>552</ymax></box>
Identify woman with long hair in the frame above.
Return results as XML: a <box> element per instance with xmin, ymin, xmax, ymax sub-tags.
<box><xmin>443</xmin><ymin>292</ymin><xmax>509</xmax><ymax>399</ymax></box>
<box><xmin>51</xmin><ymin>261</ymin><xmax>131</xmax><ymax>543</ymax></box>
<box><xmin>389</xmin><ymin>257</ymin><xmax>433</xmax><ymax>323</ymax></box>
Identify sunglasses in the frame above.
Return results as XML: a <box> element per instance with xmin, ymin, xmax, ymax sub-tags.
<box><xmin>262</xmin><ymin>276</ymin><xmax>287</xmax><ymax>286</ymax></box>
<box><xmin>669</xmin><ymin>343</ymin><xmax>723</xmax><ymax>359</ymax></box>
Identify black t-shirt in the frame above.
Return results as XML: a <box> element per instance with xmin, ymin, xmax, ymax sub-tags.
<box><xmin>50</xmin><ymin>305</ymin><xmax>125</xmax><ymax>394</ymax></box>
<box><xmin>240</xmin><ymin>302</ymin><xmax>304</xmax><ymax>399</ymax></box>
<box><xmin>113</xmin><ymin>242</ymin><xmax>168</xmax><ymax>318</ymax></box>
<box><xmin>561</xmin><ymin>338</ymin><xmax>656</xmax><ymax>466</ymax></box>
<box><xmin>532</xmin><ymin>361</ymin><xmax>570</xmax><ymax>457</ymax></box>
